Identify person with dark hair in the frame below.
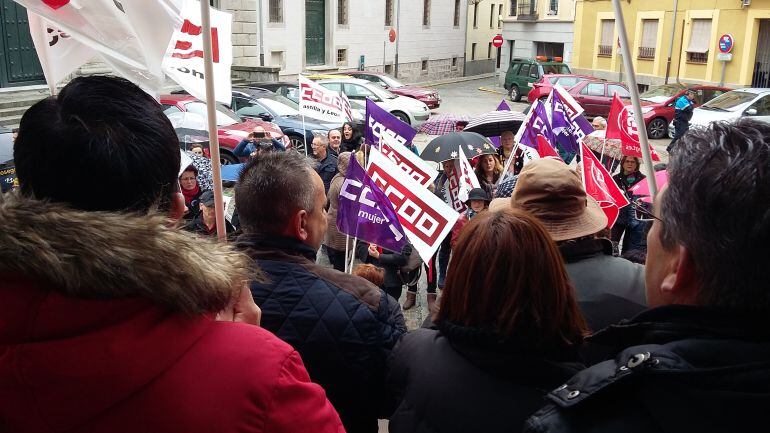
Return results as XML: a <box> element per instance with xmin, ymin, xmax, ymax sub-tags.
<box><xmin>233</xmin><ymin>126</ymin><xmax>285</xmax><ymax>159</ymax></box>
<box><xmin>340</xmin><ymin>121</ymin><xmax>363</xmax><ymax>153</ymax></box>
<box><xmin>2</xmin><ymin>75</ymin><xmax>343</xmax><ymax>433</ymax></box>
<box><xmin>357</xmin><ymin>242</ymin><xmax>415</xmax><ymax>303</ymax></box>
<box><xmin>235</xmin><ymin>151</ymin><xmax>406</xmax><ymax>433</ymax></box>
<box><xmin>312</xmin><ymin>134</ymin><xmax>337</xmax><ymax>193</ymax></box>
<box><xmin>189</xmin><ymin>143</ymin><xmax>204</xmax><ymax>156</ymax></box>
<box><xmin>474</xmin><ymin>154</ymin><xmax>505</xmax><ymax>198</ymax></box>
<box><xmin>668</xmin><ymin>89</ymin><xmax>696</xmax><ymax>151</ymax></box>
<box><xmin>512</xmin><ymin>158</ymin><xmax>646</xmax><ymax>331</ymax></box>
<box><xmin>498</xmin><ymin>131</ymin><xmax>524</xmax><ymax>175</ymax></box>
<box><xmin>526</xmin><ymin>119</ymin><xmax>770</xmax><ymax>433</ymax></box>
<box><xmin>324</xmin><ymin>151</ymin><xmax>353</xmax><ymax>271</ymax></box>
<box><xmin>611</xmin><ymin>155</ymin><xmax>648</xmax><ymax>253</ymax></box>
<box><xmin>388</xmin><ymin>209</ymin><xmax>587</xmax><ymax>433</ymax></box>
<box><xmin>180</xmin><ymin>165</ymin><xmax>204</xmax><ymax>221</ymax></box>
<box><xmin>451</xmin><ymin>187</ymin><xmax>491</xmax><ymax>249</ymax></box>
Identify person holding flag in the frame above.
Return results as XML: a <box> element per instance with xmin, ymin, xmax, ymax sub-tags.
<box><xmin>611</xmin><ymin>156</ymin><xmax>648</xmax><ymax>254</ymax></box>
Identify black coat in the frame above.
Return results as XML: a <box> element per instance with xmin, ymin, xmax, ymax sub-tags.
<box><xmin>315</xmin><ymin>152</ymin><xmax>338</xmax><ymax>193</ymax></box>
<box><xmin>238</xmin><ymin>234</ymin><xmax>407</xmax><ymax>433</ymax></box>
<box><xmin>525</xmin><ymin>305</ymin><xmax>770</xmax><ymax>433</ymax></box>
<box><xmin>356</xmin><ymin>242</ymin><xmax>413</xmax><ymax>289</ymax></box>
<box><xmin>387</xmin><ymin>321</ymin><xmax>584</xmax><ymax>433</ymax></box>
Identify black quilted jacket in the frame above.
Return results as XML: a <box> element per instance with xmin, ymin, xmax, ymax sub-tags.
<box><xmin>237</xmin><ymin>234</ymin><xmax>407</xmax><ymax>433</ymax></box>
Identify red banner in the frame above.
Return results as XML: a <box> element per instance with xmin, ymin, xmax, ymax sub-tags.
<box><xmin>606</xmin><ymin>94</ymin><xmax>660</xmax><ymax>162</ymax></box>
<box><xmin>581</xmin><ymin>142</ymin><xmax>630</xmax><ymax>228</ymax></box>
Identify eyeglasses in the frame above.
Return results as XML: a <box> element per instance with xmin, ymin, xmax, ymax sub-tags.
<box><xmin>630</xmin><ymin>198</ymin><xmax>662</xmax><ymax>222</ymax></box>
<box><xmin>180</xmin><ymin>176</ymin><xmax>197</xmax><ymax>182</ymax></box>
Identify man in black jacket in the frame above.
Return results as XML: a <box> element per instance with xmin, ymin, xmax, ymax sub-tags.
<box><xmin>525</xmin><ymin>119</ymin><xmax>770</xmax><ymax>433</ymax></box>
<box><xmin>235</xmin><ymin>151</ymin><xmax>406</xmax><ymax>433</ymax></box>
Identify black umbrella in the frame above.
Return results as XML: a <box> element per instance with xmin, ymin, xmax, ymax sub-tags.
<box><xmin>420</xmin><ymin>132</ymin><xmax>496</xmax><ymax>163</ymax></box>
<box><xmin>464</xmin><ymin>110</ymin><xmax>527</xmax><ymax>137</ymax></box>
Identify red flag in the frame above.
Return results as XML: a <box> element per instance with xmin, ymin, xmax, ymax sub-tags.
<box><xmin>606</xmin><ymin>93</ymin><xmax>660</xmax><ymax>162</ymax></box>
<box><xmin>536</xmin><ymin>134</ymin><xmax>562</xmax><ymax>160</ymax></box>
<box><xmin>581</xmin><ymin>142</ymin><xmax>630</xmax><ymax>228</ymax></box>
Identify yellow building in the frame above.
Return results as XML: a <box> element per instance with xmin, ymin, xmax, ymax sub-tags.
<box><xmin>573</xmin><ymin>0</ymin><xmax>770</xmax><ymax>89</ymax></box>
<box><xmin>465</xmin><ymin>0</ymin><xmax>508</xmax><ymax>76</ymax></box>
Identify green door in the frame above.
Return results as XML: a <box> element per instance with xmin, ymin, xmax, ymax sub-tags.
<box><xmin>0</xmin><ymin>1</ymin><xmax>43</xmax><ymax>87</ymax></box>
<box><xmin>305</xmin><ymin>0</ymin><xmax>325</xmax><ymax>66</ymax></box>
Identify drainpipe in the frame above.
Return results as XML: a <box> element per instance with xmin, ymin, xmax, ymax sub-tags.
<box><xmin>675</xmin><ymin>19</ymin><xmax>685</xmax><ymax>85</ymax></box>
<box><xmin>394</xmin><ymin>0</ymin><xmax>401</xmax><ymax>77</ymax></box>
<box><xmin>664</xmin><ymin>0</ymin><xmax>679</xmax><ymax>84</ymax></box>
<box><xmin>257</xmin><ymin>0</ymin><xmax>265</xmax><ymax>66</ymax></box>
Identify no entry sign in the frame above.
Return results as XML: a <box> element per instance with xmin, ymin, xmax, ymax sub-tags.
<box><xmin>492</xmin><ymin>34</ymin><xmax>503</xmax><ymax>48</ymax></box>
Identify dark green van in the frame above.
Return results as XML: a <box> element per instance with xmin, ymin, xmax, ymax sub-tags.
<box><xmin>504</xmin><ymin>57</ymin><xmax>571</xmax><ymax>102</ymax></box>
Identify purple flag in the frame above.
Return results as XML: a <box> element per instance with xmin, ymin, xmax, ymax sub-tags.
<box><xmin>519</xmin><ymin>101</ymin><xmax>553</xmax><ymax>149</ymax></box>
<box><xmin>336</xmin><ymin>156</ymin><xmax>407</xmax><ymax>253</ymax></box>
<box><xmin>489</xmin><ymin>99</ymin><xmax>511</xmax><ymax>148</ymax></box>
<box><xmin>551</xmin><ymin>91</ymin><xmax>595</xmax><ymax>163</ymax></box>
<box><xmin>365</xmin><ymin>99</ymin><xmax>417</xmax><ymax>148</ymax></box>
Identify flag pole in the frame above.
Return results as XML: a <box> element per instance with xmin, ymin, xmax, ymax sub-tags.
<box><xmin>611</xmin><ymin>0</ymin><xmax>658</xmax><ymax>198</ymax></box>
<box><xmin>349</xmin><ymin>238</ymin><xmax>358</xmax><ymax>274</ymax></box>
<box><xmin>344</xmin><ymin>234</ymin><xmax>350</xmax><ymax>273</ymax></box>
<box><xmin>199</xmin><ymin>0</ymin><xmax>226</xmax><ymax>241</ymax></box>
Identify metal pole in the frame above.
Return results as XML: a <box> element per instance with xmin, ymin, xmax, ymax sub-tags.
<box><xmin>719</xmin><ymin>61</ymin><xmax>727</xmax><ymax>87</ymax></box>
<box><xmin>394</xmin><ymin>0</ymin><xmax>401</xmax><ymax>77</ymax></box>
<box><xmin>200</xmin><ymin>0</ymin><xmax>227</xmax><ymax>241</ymax></box>
<box><xmin>383</xmin><ymin>40</ymin><xmax>386</xmax><ymax>72</ymax></box>
<box><xmin>257</xmin><ymin>0</ymin><xmax>265</xmax><ymax>66</ymax></box>
<box><xmin>611</xmin><ymin>0</ymin><xmax>658</xmax><ymax>198</ymax></box>
<box><xmin>664</xmin><ymin>0</ymin><xmax>679</xmax><ymax>84</ymax></box>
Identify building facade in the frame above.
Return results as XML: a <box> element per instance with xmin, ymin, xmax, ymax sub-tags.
<box><xmin>465</xmin><ymin>0</ymin><xmax>508</xmax><ymax>76</ymax></box>
<box><xmin>498</xmin><ymin>0</ymin><xmax>576</xmax><ymax>85</ymax></box>
<box><xmin>227</xmin><ymin>0</ymin><xmax>467</xmax><ymax>83</ymax></box>
<box><xmin>572</xmin><ymin>0</ymin><xmax>770</xmax><ymax>89</ymax></box>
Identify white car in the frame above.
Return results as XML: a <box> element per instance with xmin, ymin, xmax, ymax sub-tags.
<box><xmin>318</xmin><ymin>78</ymin><xmax>431</xmax><ymax>128</ymax></box>
<box><xmin>668</xmin><ymin>88</ymin><xmax>770</xmax><ymax>137</ymax></box>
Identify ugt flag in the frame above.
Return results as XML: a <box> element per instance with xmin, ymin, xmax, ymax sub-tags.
<box><xmin>580</xmin><ymin>141</ymin><xmax>630</xmax><ymax>228</ymax></box>
<box><xmin>337</xmin><ymin>156</ymin><xmax>407</xmax><ymax>253</ymax></box>
<box><xmin>379</xmin><ymin>134</ymin><xmax>438</xmax><ymax>187</ymax></box>
<box><xmin>366</xmin><ymin>99</ymin><xmax>416</xmax><ymax>147</ymax></box>
<box><xmin>606</xmin><ymin>93</ymin><xmax>660</xmax><ymax>162</ymax></box>
<box><xmin>368</xmin><ymin>147</ymin><xmax>460</xmax><ymax>262</ymax></box>
<box><xmin>299</xmin><ymin>75</ymin><xmax>353</xmax><ymax>123</ymax></box>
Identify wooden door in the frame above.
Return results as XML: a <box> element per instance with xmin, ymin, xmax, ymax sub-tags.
<box><xmin>305</xmin><ymin>0</ymin><xmax>325</xmax><ymax>66</ymax></box>
<box><xmin>0</xmin><ymin>1</ymin><xmax>43</xmax><ymax>86</ymax></box>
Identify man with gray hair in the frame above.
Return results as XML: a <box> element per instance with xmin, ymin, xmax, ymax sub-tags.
<box><xmin>525</xmin><ymin>119</ymin><xmax>770</xmax><ymax>433</ymax></box>
<box><xmin>235</xmin><ymin>151</ymin><xmax>406</xmax><ymax>433</ymax></box>
<box><xmin>312</xmin><ymin>134</ymin><xmax>337</xmax><ymax>193</ymax></box>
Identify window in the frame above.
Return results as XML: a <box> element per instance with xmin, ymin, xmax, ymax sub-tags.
<box><xmin>530</xmin><ymin>65</ymin><xmax>539</xmax><ymax>79</ymax></box>
<box><xmin>599</xmin><ymin>19</ymin><xmax>614</xmax><ymax>57</ymax></box>
<box><xmin>488</xmin><ymin>43</ymin><xmax>493</xmax><ymax>59</ymax></box>
<box><xmin>423</xmin><ymin>0</ymin><xmax>430</xmax><ymax>26</ymax></box>
<box><xmin>337</xmin><ymin>0</ymin><xmax>348</xmax><ymax>25</ymax></box>
<box><xmin>270</xmin><ymin>50</ymin><xmax>284</xmax><ymax>68</ymax></box>
<box><xmin>471</xmin><ymin>43</ymin><xmax>477</xmax><ymax>61</ymax></box>
<box><xmin>686</xmin><ymin>19</ymin><xmax>712</xmax><ymax>64</ymax></box>
<box><xmin>490</xmin><ymin>4</ymin><xmax>495</xmax><ymax>28</ymax></box>
<box><xmin>702</xmin><ymin>88</ymin><xmax>726</xmax><ymax>103</ymax></box>
<box><xmin>639</xmin><ymin>19</ymin><xmax>658</xmax><ymax>59</ymax></box>
<box><xmin>384</xmin><ymin>63</ymin><xmax>394</xmax><ymax>74</ymax></box>
<box><xmin>473</xmin><ymin>3</ymin><xmax>478</xmax><ymax>28</ymax></box>
<box><xmin>162</xmin><ymin>104</ymin><xmax>181</xmax><ymax>116</ymax></box>
<box><xmin>345</xmin><ymin>84</ymin><xmax>375</xmax><ymax>100</ymax></box>
<box><xmin>422</xmin><ymin>60</ymin><xmax>429</xmax><ymax>71</ymax></box>
<box><xmin>749</xmin><ymin>95</ymin><xmax>770</xmax><ymax>116</ymax></box>
<box><xmin>548</xmin><ymin>0</ymin><xmax>558</xmax><ymax>15</ymax></box>
<box><xmin>454</xmin><ymin>0</ymin><xmax>461</xmax><ymax>27</ymax></box>
<box><xmin>452</xmin><ymin>57</ymin><xmax>458</xmax><ymax>68</ymax></box>
<box><xmin>268</xmin><ymin>0</ymin><xmax>282</xmax><ymax>23</ymax></box>
<box><xmin>510</xmin><ymin>63</ymin><xmax>521</xmax><ymax>75</ymax></box>
<box><xmin>336</xmin><ymin>49</ymin><xmax>348</xmax><ymax>66</ymax></box>
<box><xmin>581</xmin><ymin>83</ymin><xmax>606</xmax><ymax>97</ymax></box>
<box><xmin>518</xmin><ymin>64</ymin><xmax>531</xmax><ymax>76</ymax></box>
<box><xmin>385</xmin><ymin>0</ymin><xmax>393</xmax><ymax>26</ymax></box>
<box><xmin>321</xmin><ymin>82</ymin><xmax>344</xmax><ymax>93</ymax></box>
<box><xmin>498</xmin><ymin>4</ymin><xmax>503</xmax><ymax>28</ymax></box>
<box><xmin>536</xmin><ymin>41</ymin><xmax>564</xmax><ymax>58</ymax></box>
<box><xmin>510</xmin><ymin>0</ymin><xmax>517</xmax><ymax>16</ymax></box>
<box><xmin>608</xmin><ymin>84</ymin><xmax>630</xmax><ymax>98</ymax></box>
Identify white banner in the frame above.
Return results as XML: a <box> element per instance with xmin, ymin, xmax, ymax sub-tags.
<box><xmin>298</xmin><ymin>75</ymin><xmax>353</xmax><ymax>123</ymax></box>
<box><xmin>162</xmin><ymin>0</ymin><xmax>233</xmax><ymax>104</ymax></box>
<box><xmin>367</xmin><ymin>148</ymin><xmax>459</xmax><ymax>263</ymax></box>
<box><xmin>444</xmin><ymin>148</ymin><xmax>480</xmax><ymax>210</ymax></box>
<box><xmin>379</xmin><ymin>134</ymin><xmax>438</xmax><ymax>188</ymax></box>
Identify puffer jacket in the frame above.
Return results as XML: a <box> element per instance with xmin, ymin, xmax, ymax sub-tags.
<box><xmin>0</xmin><ymin>193</ymin><xmax>343</xmax><ymax>433</ymax></box>
<box><xmin>238</xmin><ymin>234</ymin><xmax>407</xmax><ymax>433</ymax></box>
<box><xmin>525</xmin><ymin>305</ymin><xmax>770</xmax><ymax>433</ymax></box>
<box><xmin>387</xmin><ymin>322</ymin><xmax>583</xmax><ymax>433</ymax></box>
<box><xmin>324</xmin><ymin>152</ymin><xmax>353</xmax><ymax>252</ymax></box>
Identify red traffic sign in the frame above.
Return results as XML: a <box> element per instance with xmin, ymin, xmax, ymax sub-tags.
<box><xmin>389</xmin><ymin>28</ymin><xmax>397</xmax><ymax>43</ymax></box>
<box><xmin>492</xmin><ymin>34</ymin><xmax>504</xmax><ymax>48</ymax></box>
<box><xmin>718</xmin><ymin>34</ymin><xmax>734</xmax><ymax>54</ymax></box>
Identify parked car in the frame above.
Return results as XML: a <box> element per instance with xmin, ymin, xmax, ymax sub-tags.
<box><xmin>629</xmin><ymin>83</ymin><xmax>731</xmax><ymax>139</ymax></box>
<box><xmin>569</xmin><ymin>80</ymin><xmax>630</xmax><ymax>118</ymax></box>
<box><xmin>318</xmin><ymin>78</ymin><xmax>431</xmax><ymax>127</ymax></box>
<box><xmin>231</xmin><ymin>88</ymin><xmax>342</xmax><ymax>154</ymax></box>
<box><xmin>339</xmin><ymin>71</ymin><xmax>441</xmax><ymax>109</ymax></box>
<box><xmin>0</xmin><ymin>127</ymin><xmax>15</xmax><ymax>193</ymax></box>
<box><xmin>160</xmin><ymin>94</ymin><xmax>288</xmax><ymax>164</ymax></box>
<box><xmin>667</xmin><ymin>88</ymin><xmax>770</xmax><ymax>138</ymax></box>
<box><xmin>504</xmin><ymin>56</ymin><xmax>571</xmax><ymax>102</ymax></box>
<box><xmin>527</xmin><ymin>74</ymin><xmax>596</xmax><ymax>103</ymax></box>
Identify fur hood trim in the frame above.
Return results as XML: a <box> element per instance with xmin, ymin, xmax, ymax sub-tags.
<box><xmin>0</xmin><ymin>192</ymin><xmax>260</xmax><ymax>315</ymax></box>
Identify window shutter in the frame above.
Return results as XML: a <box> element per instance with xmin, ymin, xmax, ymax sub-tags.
<box><xmin>641</xmin><ymin>20</ymin><xmax>658</xmax><ymax>49</ymax></box>
<box><xmin>601</xmin><ymin>20</ymin><xmax>615</xmax><ymax>47</ymax></box>
<box><xmin>686</xmin><ymin>19</ymin><xmax>712</xmax><ymax>53</ymax></box>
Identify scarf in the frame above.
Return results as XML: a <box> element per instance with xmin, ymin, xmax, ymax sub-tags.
<box><xmin>181</xmin><ymin>184</ymin><xmax>200</xmax><ymax>205</ymax></box>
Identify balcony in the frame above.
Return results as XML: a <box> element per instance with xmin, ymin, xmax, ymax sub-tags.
<box><xmin>517</xmin><ymin>1</ymin><xmax>538</xmax><ymax>21</ymax></box>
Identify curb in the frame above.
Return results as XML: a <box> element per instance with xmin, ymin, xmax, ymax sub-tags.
<box><xmin>416</xmin><ymin>73</ymin><xmax>495</xmax><ymax>87</ymax></box>
<box><xmin>478</xmin><ymin>86</ymin><xmax>508</xmax><ymax>96</ymax></box>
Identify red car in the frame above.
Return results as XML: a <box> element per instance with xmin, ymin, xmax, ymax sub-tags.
<box><xmin>527</xmin><ymin>74</ymin><xmax>595</xmax><ymax>103</ymax></box>
<box><xmin>570</xmin><ymin>80</ymin><xmax>631</xmax><ymax>118</ymax></box>
<box><xmin>160</xmin><ymin>94</ymin><xmax>288</xmax><ymax>164</ymax></box>
<box><xmin>627</xmin><ymin>84</ymin><xmax>731</xmax><ymax>139</ymax></box>
<box><xmin>339</xmin><ymin>71</ymin><xmax>441</xmax><ymax>109</ymax></box>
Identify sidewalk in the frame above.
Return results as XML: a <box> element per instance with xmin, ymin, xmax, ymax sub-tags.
<box><xmin>416</xmin><ymin>73</ymin><xmax>495</xmax><ymax>88</ymax></box>
<box><xmin>478</xmin><ymin>85</ymin><xmax>508</xmax><ymax>96</ymax></box>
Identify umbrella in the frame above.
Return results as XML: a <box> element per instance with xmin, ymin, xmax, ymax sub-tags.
<box><xmin>583</xmin><ymin>131</ymin><xmax>623</xmax><ymax>160</ymax></box>
<box><xmin>420</xmin><ymin>132</ymin><xmax>496</xmax><ymax>163</ymax></box>
<box><xmin>630</xmin><ymin>170</ymin><xmax>668</xmax><ymax>203</ymax></box>
<box><xmin>464</xmin><ymin>110</ymin><xmax>527</xmax><ymax>137</ymax></box>
<box><xmin>417</xmin><ymin>114</ymin><xmax>471</xmax><ymax>135</ymax></box>
<box><xmin>168</xmin><ymin>112</ymin><xmax>209</xmax><ymax>144</ymax></box>
<box><xmin>494</xmin><ymin>173</ymin><xmax>518</xmax><ymax>199</ymax></box>
<box><xmin>185</xmin><ymin>151</ymin><xmax>214</xmax><ymax>191</ymax></box>
<box><xmin>220</xmin><ymin>163</ymin><xmax>246</xmax><ymax>182</ymax></box>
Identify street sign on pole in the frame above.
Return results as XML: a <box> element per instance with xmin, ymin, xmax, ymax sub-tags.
<box><xmin>718</xmin><ymin>34</ymin><xmax>734</xmax><ymax>54</ymax></box>
<box><xmin>492</xmin><ymin>34</ymin><xmax>503</xmax><ymax>48</ymax></box>
<box><xmin>389</xmin><ymin>28</ymin><xmax>397</xmax><ymax>43</ymax></box>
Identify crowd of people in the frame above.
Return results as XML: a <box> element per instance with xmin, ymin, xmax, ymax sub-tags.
<box><xmin>2</xmin><ymin>75</ymin><xmax>769</xmax><ymax>433</ymax></box>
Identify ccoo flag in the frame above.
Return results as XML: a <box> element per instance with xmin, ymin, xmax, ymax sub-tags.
<box><xmin>337</xmin><ymin>156</ymin><xmax>407</xmax><ymax>253</ymax></box>
<box><xmin>365</xmin><ymin>99</ymin><xmax>417</xmax><ymax>147</ymax></box>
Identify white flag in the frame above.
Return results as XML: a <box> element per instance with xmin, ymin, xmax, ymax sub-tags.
<box><xmin>298</xmin><ymin>75</ymin><xmax>353</xmax><ymax>123</ymax></box>
<box><xmin>379</xmin><ymin>134</ymin><xmax>438</xmax><ymax>188</ymax></box>
<box><xmin>162</xmin><ymin>0</ymin><xmax>233</xmax><ymax>104</ymax></box>
<box><xmin>367</xmin><ymin>147</ymin><xmax>459</xmax><ymax>263</ymax></box>
<box><xmin>453</xmin><ymin>148</ymin><xmax>480</xmax><ymax>203</ymax></box>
